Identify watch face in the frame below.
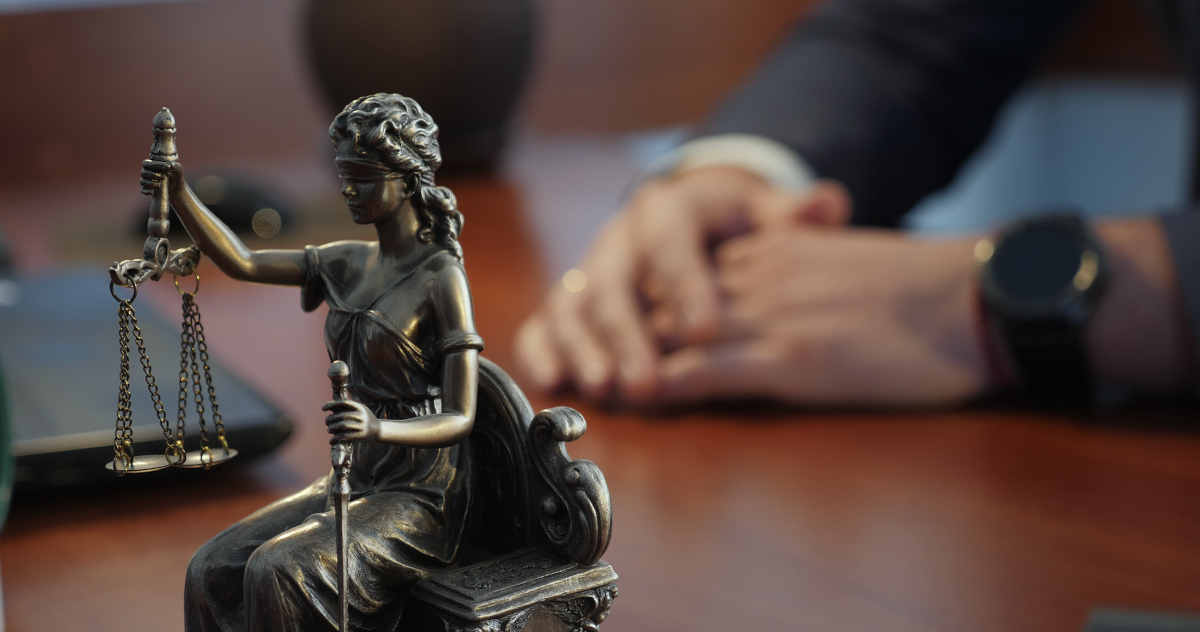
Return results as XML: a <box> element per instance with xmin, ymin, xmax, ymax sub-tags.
<box><xmin>990</xmin><ymin>225</ymin><xmax>1083</xmax><ymax>303</ymax></box>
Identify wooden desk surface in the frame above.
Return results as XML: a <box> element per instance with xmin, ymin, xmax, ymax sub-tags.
<box><xmin>2</xmin><ymin>170</ymin><xmax>1199</xmax><ymax>632</ymax></box>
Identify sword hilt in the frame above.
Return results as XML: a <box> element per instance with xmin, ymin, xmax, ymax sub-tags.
<box><xmin>328</xmin><ymin>361</ymin><xmax>353</xmax><ymax>494</ymax></box>
<box><xmin>328</xmin><ymin>361</ymin><xmax>353</xmax><ymax>632</ymax></box>
<box><xmin>329</xmin><ymin>360</ymin><xmax>350</xmax><ymax>403</ymax></box>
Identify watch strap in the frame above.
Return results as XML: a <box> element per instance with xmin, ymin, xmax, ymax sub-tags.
<box><xmin>999</xmin><ymin>318</ymin><xmax>1092</xmax><ymax>401</ymax></box>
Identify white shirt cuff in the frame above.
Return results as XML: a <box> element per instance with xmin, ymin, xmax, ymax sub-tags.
<box><xmin>640</xmin><ymin>133</ymin><xmax>818</xmax><ymax>193</ymax></box>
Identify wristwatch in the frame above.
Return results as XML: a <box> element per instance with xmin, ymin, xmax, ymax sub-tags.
<box><xmin>976</xmin><ymin>214</ymin><xmax>1109</xmax><ymax>401</ymax></box>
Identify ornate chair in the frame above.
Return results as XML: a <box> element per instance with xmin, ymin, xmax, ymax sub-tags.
<box><xmin>405</xmin><ymin>358</ymin><xmax>617</xmax><ymax>632</ymax></box>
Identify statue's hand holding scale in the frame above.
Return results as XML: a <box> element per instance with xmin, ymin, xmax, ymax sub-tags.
<box><xmin>107</xmin><ymin>107</ymin><xmax>235</xmax><ymax>474</ymax></box>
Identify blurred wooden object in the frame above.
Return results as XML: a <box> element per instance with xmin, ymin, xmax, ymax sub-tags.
<box><xmin>0</xmin><ymin>0</ymin><xmax>1178</xmax><ymax>189</ymax></box>
<box><xmin>0</xmin><ymin>0</ymin><xmax>328</xmax><ymax>191</ymax></box>
<box><xmin>526</xmin><ymin>0</ymin><xmax>1181</xmax><ymax>131</ymax></box>
<box><xmin>1045</xmin><ymin>0</ymin><xmax>1179</xmax><ymax>76</ymax></box>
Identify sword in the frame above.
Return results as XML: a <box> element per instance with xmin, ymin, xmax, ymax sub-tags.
<box><xmin>327</xmin><ymin>361</ymin><xmax>353</xmax><ymax>632</ymax></box>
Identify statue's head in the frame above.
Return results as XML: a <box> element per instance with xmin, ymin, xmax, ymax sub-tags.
<box><xmin>329</xmin><ymin>94</ymin><xmax>463</xmax><ymax>259</ymax></box>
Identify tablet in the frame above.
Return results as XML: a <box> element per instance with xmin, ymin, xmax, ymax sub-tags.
<box><xmin>0</xmin><ymin>270</ymin><xmax>292</xmax><ymax>489</ymax></box>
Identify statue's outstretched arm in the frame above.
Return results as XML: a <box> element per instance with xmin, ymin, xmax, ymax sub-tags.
<box><xmin>141</xmin><ymin>159</ymin><xmax>307</xmax><ymax>286</ymax></box>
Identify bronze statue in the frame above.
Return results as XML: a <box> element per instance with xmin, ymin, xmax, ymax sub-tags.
<box><xmin>131</xmin><ymin>94</ymin><xmax>616</xmax><ymax>632</ymax></box>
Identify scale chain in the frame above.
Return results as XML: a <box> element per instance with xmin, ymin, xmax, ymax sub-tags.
<box><xmin>113</xmin><ymin>294</ymin><xmax>183</xmax><ymax>471</ymax></box>
<box><xmin>190</xmin><ymin>299</ymin><xmax>227</xmax><ymax>451</ymax></box>
<box><xmin>184</xmin><ymin>295</ymin><xmax>212</xmax><ymax>460</ymax></box>
<box><xmin>113</xmin><ymin>302</ymin><xmax>134</xmax><ymax>474</ymax></box>
<box><xmin>120</xmin><ymin>305</ymin><xmax>134</xmax><ymax>464</ymax></box>
<box><xmin>128</xmin><ymin>298</ymin><xmax>184</xmax><ymax>462</ymax></box>
<box><xmin>170</xmin><ymin>280</ymin><xmax>227</xmax><ymax>468</ymax></box>
<box><xmin>177</xmin><ymin>298</ymin><xmax>194</xmax><ymax>447</ymax></box>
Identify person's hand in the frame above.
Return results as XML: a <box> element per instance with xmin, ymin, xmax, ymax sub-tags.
<box><xmin>514</xmin><ymin>165</ymin><xmax>851</xmax><ymax>402</ymax></box>
<box><xmin>140</xmin><ymin>158</ymin><xmax>184</xmax><ymax>195</ymax></box>
<box><xmin>323</xmin><ymin>400</ymin><xmax>382</xmax><ymax>443</ymax></box>
<box><xmin>657</xmin><ymin>227</ymin><xmax>991</xmax><ymax>407</ymax></box>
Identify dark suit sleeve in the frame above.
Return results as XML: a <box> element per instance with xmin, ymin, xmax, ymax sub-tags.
<box><xmin>1161</xmin><ymin>213</ymin><xmax>1200</xmax><ymax>375</ymax></box>
<box><xmin>705</xmin><ymin>0</ymin><xmax>1090</xmax><ymax>226</ymax></box>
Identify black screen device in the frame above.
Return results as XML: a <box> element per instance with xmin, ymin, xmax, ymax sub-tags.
<box><xmin>0</xmin><ymin>270</ymin><xmax>292</xmax><ymax>489</ymax></box>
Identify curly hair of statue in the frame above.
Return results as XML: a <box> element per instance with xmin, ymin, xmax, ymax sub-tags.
<box><xmin>330</xmin><ymin>93</ymin><xmax>465</xmax><ymax>260</ymax></box>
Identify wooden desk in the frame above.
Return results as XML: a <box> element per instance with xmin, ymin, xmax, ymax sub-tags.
<box><xmin>2</xmin><ymin>169</ymin><xmax>1199</xmax><ymax>632</ymax></box>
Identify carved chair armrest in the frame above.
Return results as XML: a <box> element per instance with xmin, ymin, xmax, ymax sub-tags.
<box><xmin>528</xmin><ymin>407</ymin><xmax>612</xmax><ymax>566</ymax></box>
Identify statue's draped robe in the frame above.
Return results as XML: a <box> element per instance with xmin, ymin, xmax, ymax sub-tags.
<box><xmin>184</xmin><ymin>245</ymin><xmax>483</xmax><ymax>632</ymax></box>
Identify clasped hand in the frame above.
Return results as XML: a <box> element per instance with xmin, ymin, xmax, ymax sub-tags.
<box><xmin>140</xmin><ymin>158</ymin><xmax>185</xmax><ymax>195</ymax></box>
<box><xmin>515</xmin><ymin>166</ymin><xmax>992</xmax><ymax>407</ymax></box>
<box><xmin>323</xmin><ymin>400</ymin><xmax>382</xmax><ymax>443</ymax></box>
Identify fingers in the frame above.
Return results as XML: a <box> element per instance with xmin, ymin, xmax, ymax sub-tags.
<box><xmin>142</xmin><ymin>159</ymin><xmax>174</xmax><ymax>172</ymax></box>
<box><xmin>325</xmin><ymin>416</ymin><xmax>366</xmax><ymax>443</ymax></box>
<box><xmin>514</xmin><ymin>312</ymin><xmax>564</xmax><ymax>391</ymax></box>
<box><xmin>325</xmin><ymin>419</ymin><xmax>362</xmax><ymax>432</ymax></box>
<box><xmin>140</xmin><ymin>174</ymin><xmax>166</xmax><ymax>196</ymax></box>
<box><xmin>656</xmin><ymin>332</ymin><xmax>840</xmax><ymax>405</ymax></box>
<box><xmin>629</xmin><ymin>184</ymin><xmax>721</xmax><ymax>346</ymax></box>
<box><xmin>140</xmin><ymin>159</ymin><xmax>182</xmax><ymax>194</ymax></box>
<box><xmin>519</xmin><ymin>283</ymin><xmax>658</xmax><ymax>402</ymax></box>
<box><xmin>656</xmin><ymin>341</ymin><xmax>783</xmax><ymax>403</ymax></box>
<box><xmin>516</xmin><ymin>167</ymin><xmax>821</xmax><ymax>405</ymax></box>
<box><xmin>800</xmin><ymin>180</ymin><xmax>852</xmax><ymax>227</ymax></box>
<box><xmin>715</xmin><ymin>230</ymin><xmax>812</xmax><ymax>305</ymax></box>
<box><xmin>515</xmin><ymin>214</ymin><xmax>660</xmax><ymax>402</ymax></box>
<box><xmin>324</xmin><ymin>405</ymin><xmax>366</xmax><ymax>428</ymax></box>
<box><xmin>546</xmin><ymin>283</ymin><xmax>617</xmax><ymax>399</ymax></box>
<box><xmin>141</xmin><ymin>160</ymin><xmax>168</xmax><ymax>195</ymax></box>
<box><xmin>327</xmin><ymin>430</ymin><xmax>365</xmax><ymax>444</ymax></box>
<box><xmin>746</xmin><ymin>179</ymin><xmax>852</xmax><ymax>229</ymax></box>
<box><xmin>585</xmin><ymin>270</ymin><xmax>659</xmax><ymax>401</ymax></box>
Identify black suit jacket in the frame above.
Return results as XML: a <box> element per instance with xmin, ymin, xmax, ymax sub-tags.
<box><xmin>704</xmin><ymin>0</ymin><xmax>1170</xmax><ymax>226</ymax></box>
<box><xmin>702</xmin><ymin>0</ymin><xmax>1200</xmax><ymax>370</ymax></box>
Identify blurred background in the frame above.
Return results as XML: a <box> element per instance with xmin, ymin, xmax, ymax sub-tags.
<box><xmin>0</xmin><ymin>0</ymin><xmax>1185</xmax><ymax>275</ymax></box>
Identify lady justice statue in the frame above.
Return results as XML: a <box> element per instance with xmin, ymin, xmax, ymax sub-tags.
<box><xmin>141</xmin><ymin>94</ymin><xmax>485</xmax><ymax>632</ymax></box>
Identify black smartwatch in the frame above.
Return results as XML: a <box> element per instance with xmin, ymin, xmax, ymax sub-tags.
<box><xmin>977</xmin><ymin>214</ymin><xmax>1109</xmax><ymax>401</ymax></box>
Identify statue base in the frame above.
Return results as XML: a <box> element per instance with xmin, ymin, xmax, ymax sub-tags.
<box><xmin>408</xmin><ymin>547</ymin><xmax>618</xmax><ymax>632</ymax></box>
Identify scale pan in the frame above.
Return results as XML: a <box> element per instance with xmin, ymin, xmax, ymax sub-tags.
<box><xmin>174</xmin><ymin>448</ymin><xmax>238</xmax><ymax>469</ymax></box>
<box><xmin>105</xmin><ymin>453</ymin><xmax>178</xmax><ymax>474</ymax></box>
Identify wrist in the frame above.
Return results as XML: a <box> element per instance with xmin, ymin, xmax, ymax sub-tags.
<box><xmin>971</xmin><ymin>283</ymin><xmax>1018</xmax><ymax>392</ymax></box>
<box><xmin>367</xmin><ymin>415</ymin><xmax>383</xmax><ymax>441</ymax></box>
<box><xmin>1086</xmin><ymin>218</ymin><xmax>1196</xmax><ymax>391</ymax></box>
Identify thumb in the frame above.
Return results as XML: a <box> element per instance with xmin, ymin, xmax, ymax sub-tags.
<box><xmin>748</xmin><ymin>179</ymin><xmax>851</xmax><ymax>229</ymax></box>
